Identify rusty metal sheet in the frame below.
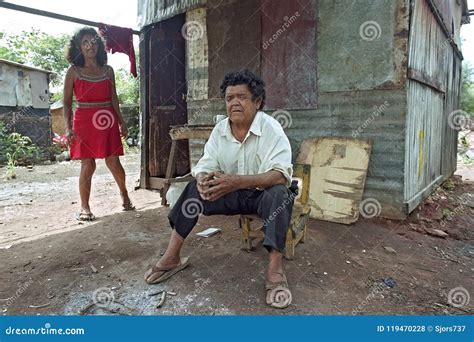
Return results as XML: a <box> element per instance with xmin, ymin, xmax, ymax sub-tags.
<box><xmin>261</xmin><ymin>0</ymin><xmax>317</xmax><ymax>109</ymax></box>
<box><xmin>148</xmin><ymin>14</ymin><xmax>190</xmax><ymax>178</ymax></box>
<box><xmin>296</xmin><ymin>137</ymin><xmax>372</xmax><ymax>224</ymax></box>
<box><xmin>207</xmin><ymin>0</ymin><xmax>261</xmax><ymax>98</ymax></box>
<box><xmin>137</xmin><ymin>0</ymin><xmax>207</xmax><ymax>28</ymax></box>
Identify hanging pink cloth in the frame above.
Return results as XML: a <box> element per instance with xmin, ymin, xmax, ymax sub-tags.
<box><xmin>99</xmin><ymin>23</ymin><xmax>137</xmax><ymax>77</ymax></box>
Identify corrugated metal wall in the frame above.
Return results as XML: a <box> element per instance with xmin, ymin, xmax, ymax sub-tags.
<box><xmin>184</xmin><ymin>0</ymin><xmax>410</xmax><ymax>218</ymax></box>
<box><xmin>405</xmin><ymin>0</ymin><xmax>461</xmax><ymax>211</ymax></box>
<box><xmin>141</xmin><ymin>0</ymin><xmax>463</xmax><ymax>218</ymax></box>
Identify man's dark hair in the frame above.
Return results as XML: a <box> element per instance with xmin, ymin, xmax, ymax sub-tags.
<box><xmin>220</xmin><ymin>69</ymin><xmax>265</xmax><ymax>110</ymax></box>
<box><xmin>66</xmin><ymin>27</ymin><xmax>107</xmax><ymax>67</ymax></box>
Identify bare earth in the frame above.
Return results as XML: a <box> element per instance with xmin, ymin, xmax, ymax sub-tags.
<box><xmin>0</xmin><ymin>150</ymin><xmax>473</xmax><ymax>315</ymax></box>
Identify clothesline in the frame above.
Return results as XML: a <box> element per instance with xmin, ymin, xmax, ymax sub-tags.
<box><xmin>0</xmin><ymin>1</ymin><xmax>140</xmax><ymax>35</ymax></box>
<box><xmin>0</xmin><ymin>1</ymin><xmax>139</xmax><ymax>77</ymax></box>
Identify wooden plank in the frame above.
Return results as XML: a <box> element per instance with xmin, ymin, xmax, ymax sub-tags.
<box><xmin>169</xmin><ymin>126</ymin><xmax>213</xmax><ymax>140</ymax></box>
<box><xmin>408</xmin><ymin>67</ymin><xmax>445</xmax><ymax>93</ymax></box>
<box><xmin>149</xmin><ymin>177</ymin><xmax>168</xmax><ymax>190</ymax></box>
<box><xmin>405</xmin><ymin>175</ymin><xmax>444</xmax><ymax>214</ymax></box>
<box><xmin>261</xmin><ymin>0</ymin><xmax>317</xmax><ymax>109</ymax></box>
<box><xmin>207</xmin><ymin>0</ymin><xmax>261</xmax><ymax>98</ymax></box>
<box><xmin>186</xmin><ymin>8</ymin><xmax>209</xmax><ymax>101</ymax></box>
<box><xmin>292</xmin><ymin>163</ymin><xmax>311</xmax><ymax>206</ymax></box>
<box><xmin>296</xmin><ymin>137</ymin><xmax>372</xmax><ymax>224</ymax></box>
<box><xmin>139</xmin><ymin>29</ymin><xmax>150</xmax><ymax>189</ymax></box>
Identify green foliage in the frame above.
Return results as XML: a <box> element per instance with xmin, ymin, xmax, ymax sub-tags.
<box><xmin>0</xmin><ymin>29</ymin><xmax>69</xmax><ymax>88</ymax></box>
<box><xmin>0</xmin><ymin>30</ymin><xmax>139</xmax><ymax>106</ymax></box>
<box><xmin>115</xmin><ymin>68</ymin><xmax>139</xmax><ymax>105</ymax></box>
<box><xmin>461</xmin><ymin>62</ymin><xmax>474</xmax><ymax>117</ymax></box>
<box><xmin>0</xmin><ymin>122</ymin><xmax>41</xmax><ymax>168</ymax></box>
<box><xmin>6</xmin><ymin>153</ymin><xmax>16</xmax><ymax>179</ymax></box>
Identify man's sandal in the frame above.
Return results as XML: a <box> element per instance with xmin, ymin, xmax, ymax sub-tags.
<box><xmin>265</xmin><ymin>272</ymin><xmax>292</xmax><ymax>309</ymax></box>
<box><xmin>144</xmin><ymin>257</ymin><xmax>190</xmax><ymax>285</ymax></box>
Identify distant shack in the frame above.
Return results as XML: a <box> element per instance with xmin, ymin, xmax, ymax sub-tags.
<box><xmin>0</xmin><ymin>58</ymin><xmax>55</xmax><ymax>146</ymax></box>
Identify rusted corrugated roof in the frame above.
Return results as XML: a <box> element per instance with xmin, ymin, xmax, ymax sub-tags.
<box><xmin>0</xmin><ymin>58</ymin><xmax>55</xmax><ymax>75</ymax></box>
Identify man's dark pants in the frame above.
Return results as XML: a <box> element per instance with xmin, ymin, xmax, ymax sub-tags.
<box><xmin>168</xmin><ymin>181</ymin><xmax>294</xmax><ymax>252</ymax></box>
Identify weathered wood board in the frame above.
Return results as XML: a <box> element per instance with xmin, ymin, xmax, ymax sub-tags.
<box><xmin>296</xmin><ymin>137</ymin><xmax>372</xmax><ymax>224</ymax></box>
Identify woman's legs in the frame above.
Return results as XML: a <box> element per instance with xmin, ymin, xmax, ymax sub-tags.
<box><xmin>105</xmin><ymin>156</ymin><xmax>133</xmax><ymax>208</ymax></box>
<box><xmin>79</xmin><ymin>158</ymin><xmax>96</xmax><ymax>214</ymax></box>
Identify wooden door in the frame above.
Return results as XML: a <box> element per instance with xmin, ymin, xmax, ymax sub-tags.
<box><xmin>148</xmin><ymin>14</ymin><xmax>189</xmax><ymax>182</ymax></box>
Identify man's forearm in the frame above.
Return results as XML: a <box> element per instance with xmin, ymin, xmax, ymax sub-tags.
<box><xmin>237</xmin><ymin>170</ymin><xmax>287</xmax><ymax>190</ymax></box>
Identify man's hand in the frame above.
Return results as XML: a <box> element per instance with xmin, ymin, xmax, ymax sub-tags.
<box><xmin>196</xmin><ymin>172</ymin><xmax>214</xmax><ymax>200</ymax></box>
<box><xmin>200</xmin><ymin>173</ymin><xmax>241</xmax><ymax>202</ymax></box>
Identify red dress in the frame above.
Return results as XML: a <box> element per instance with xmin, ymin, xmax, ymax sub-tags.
<box><xmin>70</xmin><ymin>66</ymin><xmax>124</xmax><ymax>159</ymax></box>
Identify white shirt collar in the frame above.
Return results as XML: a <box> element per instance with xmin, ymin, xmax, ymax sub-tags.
<box><xmin>220</xmin><ymin>111</ymin><xmax>264</xmax><ymax>141</ymax></box>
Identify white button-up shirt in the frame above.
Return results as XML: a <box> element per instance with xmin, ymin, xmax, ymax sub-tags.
<box><xmin>192</xmin><ymin>111</ymin><xmax>293</xmax><ymax>185</ymax></box>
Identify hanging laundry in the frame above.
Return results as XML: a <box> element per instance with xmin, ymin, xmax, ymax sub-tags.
<box><xmin>98</xmin><ymin>23</ymin><xmax>137</xmax><ymax>77</ymax></box>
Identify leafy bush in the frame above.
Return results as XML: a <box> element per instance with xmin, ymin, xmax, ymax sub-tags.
<box><xmin>0</xmin><ymin>122</ymin><xmax>42</xmax><ymax>167</ymax></box>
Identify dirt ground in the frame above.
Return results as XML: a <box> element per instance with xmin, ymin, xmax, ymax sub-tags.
<box><xmin>0</xmin><ymin>149</ymin><xmax>473</xmax><ymax>315</ymax></box>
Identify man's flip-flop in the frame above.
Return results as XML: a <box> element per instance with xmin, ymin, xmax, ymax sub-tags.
<box><xmin>265</xmin><ymin>273</ymin><xmax>292</xmax><ymax>309</ymax></box>
<box><xmin>144</xmin><ymin>257</ymin><xmax>190</xmax><ymax>285</ymax></box>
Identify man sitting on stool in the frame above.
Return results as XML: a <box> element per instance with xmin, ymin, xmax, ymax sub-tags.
<box><xmin>144</xmin><ymin>69</ymin><xmax>294</xmax><ymax>308</ymax></box>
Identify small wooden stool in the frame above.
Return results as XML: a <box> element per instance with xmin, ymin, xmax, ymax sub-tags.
<box><xmin>161</xmin><ymin>125</ymin><xmax>214</xmax><ymax>206</ymax></box>
<box><xmin>240</xmin><ymin>163</ymin><xmax>312</xmax><ymax>259</ymax></box>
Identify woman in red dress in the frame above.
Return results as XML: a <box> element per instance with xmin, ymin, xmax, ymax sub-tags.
<box><xmin>63</xmin><ymin>27</ymin><xmax>134</xmax><ymax>221</ymax></box>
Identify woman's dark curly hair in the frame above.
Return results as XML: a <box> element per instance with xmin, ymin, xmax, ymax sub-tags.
<box><xmin>66</xmin><ymin>27</ymin><xmax>107</xmax><ymax>67</ymax></box>
<box><xmin>220</xmin><ymin>69</ymin><xmax>265</xmax><ymax>110</ymax></box>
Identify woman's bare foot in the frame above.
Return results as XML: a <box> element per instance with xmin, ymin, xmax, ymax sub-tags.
<box><xmin>120</xmin><ymin>192</ymin><xmax>135</xmax><ymax>210</ymax></box>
